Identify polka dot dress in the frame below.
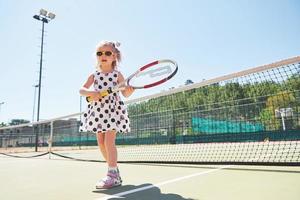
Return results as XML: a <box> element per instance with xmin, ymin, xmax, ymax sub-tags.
<box><xmin>80</xmin><ymin>70</ymin><xmax>130</xmax><ymax>133</ymax></box>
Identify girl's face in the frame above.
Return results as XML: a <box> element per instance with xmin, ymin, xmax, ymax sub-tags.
<box><xmin>96</xmin><ymin>45</ymin><xmax>116</xmax><ymax>70</ymax></box>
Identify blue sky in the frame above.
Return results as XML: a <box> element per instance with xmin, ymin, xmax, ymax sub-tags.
<box><xmin>0</xmin><ymin>0</ymin><xmax>299</xmax><ymax>123</ymax></box>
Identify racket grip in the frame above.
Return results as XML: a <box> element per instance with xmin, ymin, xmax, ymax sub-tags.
<box><xmin>86</xmin><ymin>90</ymin><xmax>111</xmax><ymax>102</ymax></box>
<box><xmin>100</xmin><ymin>90</ymin><xmax>110</xmax><ymax>97</ymax></box>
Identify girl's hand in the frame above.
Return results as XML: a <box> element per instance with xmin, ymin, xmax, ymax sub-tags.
<box><xmin>126</xmin><ymin>86</ymin><xmax>135</xmax><ymax>94</ymax></box>
<box><xmin>122</xmin><ymin>86</ymin><xmax>134</xmax><ymax>97</ymax></box>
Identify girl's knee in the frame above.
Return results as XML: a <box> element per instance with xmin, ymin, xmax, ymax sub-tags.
<box><xmin>98</xmin><ymin>138</ymin><xmax>105</xmax><ymax>145</ymax></box>
<box><xmin>97</xmin><ymin>132</ymin><xmax>105</xmax><ymax>146</ymax></box>
<box><xmin>105</xmin><ymin>132</ymin><xmax>116</xmax><ymax>145</ymax></box>
<box><xmin>98</xmin><ymin>140</ymin><xmax>106</xmax><ymax>150</ymax></box>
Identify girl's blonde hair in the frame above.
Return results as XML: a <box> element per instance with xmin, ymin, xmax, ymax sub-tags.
<box><xmin>95</xmin><ymin>41</ymin><xmax>122</xmax><ymax>70</ymax></box>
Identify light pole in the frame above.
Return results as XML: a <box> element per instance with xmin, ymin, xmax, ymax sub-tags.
<box><xmin>33</xmin><ymin>9</ymin><xmax>55</xmax><ymax>122</ymax></box>
<box><xmin>32</xmin><ymin>84</ymin><xmax>39</xmax><ymax>122</ymax></box>
<box><xmin>33</xmin><ymin>9</ymin><xmax>55</xmax><ymax>151</ymax></box>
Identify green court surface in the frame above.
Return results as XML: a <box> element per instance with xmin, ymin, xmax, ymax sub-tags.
<box><xmin>0</xmin><ymin>153</ymin><xmax>299</xmax><ymax>200</ymax></box>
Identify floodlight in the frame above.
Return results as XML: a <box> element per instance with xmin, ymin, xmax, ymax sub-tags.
<box><xmin>48</xmin><ymin>12</ymin><xmax>56</xmax><ymax>20</ymax></box>
<box><xmin>40</xmin><ymin>9</ymin><xmax>48</xmax><ymax>16</ymax></box>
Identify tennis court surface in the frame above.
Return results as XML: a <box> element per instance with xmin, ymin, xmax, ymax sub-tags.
<box><xmin>1</xmin><ymin>150</ymin><xmax>300</xmax><ymax>200</ymax></box>
<box><xmin>1</xmin><ymin>56</ymin><xmax>300</xmax><ymax>199</ymax></box>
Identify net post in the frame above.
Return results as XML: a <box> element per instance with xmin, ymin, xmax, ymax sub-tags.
<box><xmin>34</xmin><ymin>125</ymin><xmax>38</xmax><ymax>152</ymax></box>
<box><xmin>48</xmin><ymin>121</ymin><xmax>54</xmax><ymax>159</ymax></box>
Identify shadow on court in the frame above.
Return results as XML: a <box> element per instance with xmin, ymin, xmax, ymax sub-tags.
<box><xmin>93</xmin><ymin>184</ymin><xmax>196</xmax><ymax>200</ymax></box>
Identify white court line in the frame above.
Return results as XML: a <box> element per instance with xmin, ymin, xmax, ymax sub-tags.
<box><xmin>96</xmin><ymin>165</ymin><xmax>232</xmax><ymax>200</ymax></box>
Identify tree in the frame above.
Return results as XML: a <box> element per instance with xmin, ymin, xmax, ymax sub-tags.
<box><xmin>0</xmin><ymin>122</ymin><xmax>7</xmax><ymax>127</ymax></box>
<box><xmin>185</xmin><ymin>79</ymin><xmax>194</xmax><ymax>85</ymax></box>
<box><xmin>285</xmin><ymin>74</ymin><xmax>300</xmax><ymax>92</ymax></box>
<box><xmin>9</xmin><ymin>119</ymin><xmax>30</xmax><ymax>126</ymax></box>
<box><xmin>259</xmin><ymin>91</ymin><xmax>296</xmax><ymax>130</ymax></box>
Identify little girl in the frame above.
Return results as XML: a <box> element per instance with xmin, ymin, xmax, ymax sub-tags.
<box><xmin>79</xmin><ymin>41</ymin><xmax>134</xmax><ymax>189</ymax></box>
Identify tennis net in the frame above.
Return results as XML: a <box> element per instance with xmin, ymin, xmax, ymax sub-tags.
<box><xmin>1</xmin><ymin>56</ymin><xmax>300</xmax><ymax>165</ymax></box>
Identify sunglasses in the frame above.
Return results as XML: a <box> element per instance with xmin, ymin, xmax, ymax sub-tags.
<box><xmin>96</xmin><ymin>51</ymin><xmax>113</xmax><ymax>57</ymax></box>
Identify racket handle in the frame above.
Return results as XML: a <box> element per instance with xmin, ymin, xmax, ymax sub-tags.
<box><xmin>100</xmin><ymin>90</ymin><xmax>110</xmax><ymax>97</ymax></box>
<box><xmin>86</xmin><ymin>89</ymin><xmax>112</xmax><ymax>102</ymax></box>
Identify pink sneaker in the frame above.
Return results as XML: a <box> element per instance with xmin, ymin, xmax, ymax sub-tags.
<box><xmin>95</xmin><ymin>171</ymin><xmax>122</xmax><ymax>189</ymax></box>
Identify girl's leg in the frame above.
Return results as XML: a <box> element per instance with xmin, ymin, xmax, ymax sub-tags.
<box><xmin>104</xmin><ymin>130</ymin><xmax>117</xmax><ymax>167</ymax></box>
<box><xmin>95</xmin><ymin>130</ymin><xmax>121</xmax><ymax>189</ymax></box>
<box><xmin>96</xmin><ymin>132</ymin><xmax>107</xmax><ymax>161</ymax></box>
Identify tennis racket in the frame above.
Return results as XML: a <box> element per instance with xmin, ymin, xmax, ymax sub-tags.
<box><xmin>86</xmin><ymin>59</ymin><xmax>178</xmax><ymax>102</ymax></box>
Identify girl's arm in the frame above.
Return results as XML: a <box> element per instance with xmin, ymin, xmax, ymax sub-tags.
<box><xmin>118</xmin><ymin>72</ymin><xmax>134</xmax><ymax>98</ymax></box>
<box><xmin>79</xmin><ymin>74</ymin><xmax>101</xmax><ymax>100</ymax></box>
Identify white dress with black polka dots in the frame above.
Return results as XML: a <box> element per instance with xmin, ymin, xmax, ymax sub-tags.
<box><xmin>80</xmin><ymin>70</ymin><xmax>130</xmax><ymax>133</ymax></box>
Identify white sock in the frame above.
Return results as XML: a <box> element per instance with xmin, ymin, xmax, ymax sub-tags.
<box><xmin>108</xmin><ymin>167</ymin><xmax>118</xmax><ymax>173</ymax></box>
